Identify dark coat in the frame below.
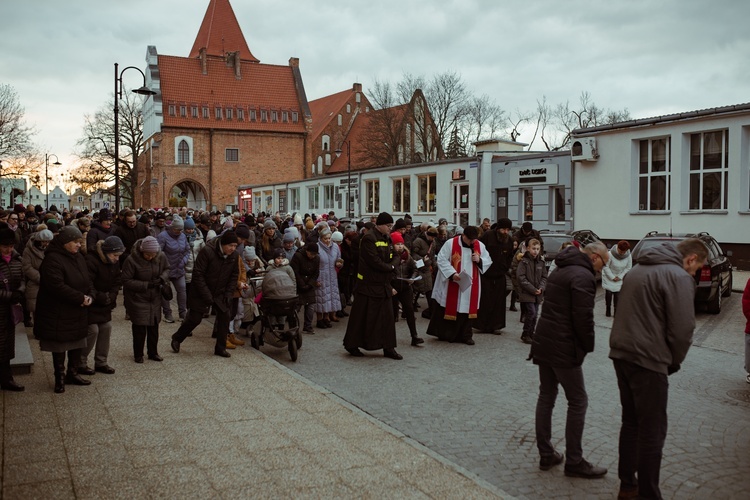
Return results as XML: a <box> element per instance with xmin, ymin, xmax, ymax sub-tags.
<box><xmin>517</xmin><ymin>252</ymin><xmax>548</xmax><ymax>303</ymax></box>
<box><xmin>481</xmin><ymin>229</ymin><xmax>515</xmax><ymax>279</ymax></box>
<box><xmin>411</xmin><ymin>234</ymin><xmax>435</xmax><ymax>293</ymax></box>
<box><xmin>354</xmin><ymin>228</ymin><xmax>394</xmax><ymax>297</ymax></box>
<box><xmin>390</xmin><ymin>249</ymin><xmax>418</xmax><ymax>294</ymax></box>
<box><xmin>87</xmin><ymin>221</ymin><xmax>114</xmax><ymax>251</ymax></box>
<box><xmin>290</xmin><ymin>250</ymin><xmax>320</xmax><ymax>304</ymax></box>
<box><xmin>114</xmin><ymin>221</ymin><xmax>151</xmax><ymax>263</ymax></box>
<box><xmin>188</xmin><ymin>237</ymin><xmax>239</xmax><ymax>314</ymax></box>
<box><xmin>34</xmin><ymin>240</ymin><xmax>93</xmax><ymax>343</ymax></box>
<box><xmin>0</xmin><ymin>250</ymin><xmax>25</xmax><ymax>362</ymax></box>
<box><xmin>256</xmin><ymin>233</ymin><xmax>283</xmax><ymax>264</ymax></box>
<box><xmin>530</xmin><ymin>247</ymin><xmax>596</xmax><ymax>368</ymax></box>
<box><xmin>121</xmin><ymin>239</ymin><xmax>170</xmax><ymax>326</ymax></box>
<box><xmin>86</xmin><ymin>240</ymin><xmax>122</xmax><ymax>325</ymax></box>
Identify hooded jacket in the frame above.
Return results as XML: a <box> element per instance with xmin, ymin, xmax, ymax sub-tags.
<box><xmin>601</xmin><ymin>247</ymin><xmax>632</xmax><ymax>293</ymax></box>
<box><xmin>86</xmin><ymin>240</ymin><xmax>122</xmax><ymax>324</ymax></box>
<box><xmin>530</xmin><ymin>246</ymin><xmax>596</xmax><ymax>368</ymax></box>
<box><xmin>609</xmin><ymin>243</ymin><xmax>696</xmax><ymax>375</ymax></box>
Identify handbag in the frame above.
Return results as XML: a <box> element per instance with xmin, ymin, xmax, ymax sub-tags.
<box><xmin>161</xmin><ymin>282</ymin><xmax>173</xmax><ymax>301</ymax></box>
<box><xmin>0</xmin><ymin>270</ymin><xmax>23</xmax><ymax>325</ymax></box>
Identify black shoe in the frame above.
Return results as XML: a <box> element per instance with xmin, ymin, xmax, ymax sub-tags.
<box><xmin>539</xmin><ymin>451</ymin><xmax>564</xmax><ymax>471</ymax></box>
<box><xmin>134</xmin><ymin>356</ymin><xmax>144</xmax><ymax>364</ymax></box>
<box><xmin>54</xmin><ymin>377</ymin><xmax>65</xmax><ymax>394</ymax></box>
<box><xmin>95</xmin><ymin>365</ymin><xmax>116</xmax><ymax>374</ymax></box>
<box><xmin>383</xmin><ymin>348</ymin><xmax>403</xmax><ymax>360</ymax></box>
<box><xmin>148</xmin><ymin>354</ymin><xmax>163</xmax><ymax>362</ymax></box>
<box><xmin>346</xmin><ymin>347</ymin><xmax>364</xmax><ymax>357</ymax></box>
<box><xmin>214</xmin><ymin>349</ymin><xmax>231</xmax><ymax>358</ymax></box>
<box><xmin>606</xmin><ymin>308</ymin><xmax>611</xmax><ymax>317</ymax></box>
<box><xmin>336</xmin><ymin>310</ymin><xmax>348</xmax><ymax>317</ymax></box>
<box><xmin>1</xmin><ymin>380</ymin><xmax>25</xmax><ymax>392</ymax></box>
<box><xmin>509</xmin><ymin>306</ymin><xmax>518</xmax><ymax>312</ymax></box>
<box><xmin>77</xmin><ymin>366</ymin><xmax>96</xmax><ymax>376</ymax></box>
<box><xmin>316</xmin><ymin>321</ymin><xmax>329</xmax><ymax>329</ymax></box>
<box><xmin>323</xmin><ymin>320</ymin><xmax>333</xmax><ymax>328</ymax></box>
<box><xmin>521</xmin><ymin>335</ymin><xmax>533</xmax><ymax>344</ymax></box>
<box><xmin>171</xmin><ymin>339</ymin><xmax>181</xmax><ymax>353</ymax></box>
<box><xmin>520</xmin><ymin>315</ymin><xmax>526</xmax><ymax>323</ymax></box>
<box><xmin>463</xmin><ymin>338</ymin><xmax>475</xmax><ymax>345</ymax></box>
<box><xmin>23</xmin><ymin>321</ymin><xmax>33</xmax><ymax>328</ymax></box>
<box><xmin>564</xmin><ymin>459</ymin><xmax>607</xmax><ymax>478</ymax></box>
<box><xmin>65</xmin><ymin>372</ymin><xmax>92</xmax><ymax>386</ymax></box>
<box><xmin>411</xmin><ymin>337</ymin><xmax>424</xmax><ymax>346</ymax></box>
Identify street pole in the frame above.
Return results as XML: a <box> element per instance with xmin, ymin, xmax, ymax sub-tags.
<box><xmin>45</xmin><ymin>153</ymin><xmax>61</xmax><ymax>210</ymax></box>
<box><xmin>335</xmin><ymin>141</ymin><xmax>352</xmax><ymax>218</ymax></box>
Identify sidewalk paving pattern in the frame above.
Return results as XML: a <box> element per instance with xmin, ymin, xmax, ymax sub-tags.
<box><xmin>2</xmin><ymin>273</ymin><xmax>750</xmax><ymax>498</ymax></box>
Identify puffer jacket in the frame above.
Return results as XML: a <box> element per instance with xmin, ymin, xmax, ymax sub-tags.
<box><xmin>34</xmin><ymin>239</ymin><xmax>93</xmax><ymax>343</ymax></box>
<box><xmin>315</xmin><ymin>239</ymin><xmax>341</xmax><ymax>313</ymax></box>
<box><xmin>22</xmin><ymin>238</ymin><xmax>46</xmax><ymax>313</ymax></box>
<box><xmin>256</xmin><ymin>233</ymin><xmax>283</xmax><ymax>264</ymax></box>
<box><xmin>87</xmin><ymin>221</ymin><xmax>113</xmax><ymax>252</ymax></box>
<box><xmin>530</xmin><ymin>247</ymin><xmax>596</xmax><ymax>368</ymax></box>
<box><xmin>157</xmin><ymin>230</ymin><xmax>190</xmax><ymax>279</ymax></box>
<box><xmin>411</xmin><ymin>234</ymin><xmax>434</xmax><ymax>293</ymax></box>
<box><xmin>609</xmin><ymin>243</ymin><xmax>696</xmax><ymax>375</ymax></box>
<box><xmin>602</xmin><ymin>248</ymin><xmax>632</xmax><ymax>293</ymax></box>
<box><xmin>290</xmin><ymin>249</ymin><xmax>320</xmax><ymax>303</ymax></box>
<box><xmin>184</xmin><ymin>233</ymin><xmax>205</xmax><ymax>284</ymax></box>
<box><xmin>187</xmin><ymin>237</ymin><xmax>239</xmax><ymax>314</ymax></box>
<box><xmin>86</xmin><ymin>240</ymin><xmax>122</xmax><ymax>325</ymax></box>
<box><xmin>121</xmin><ymin>239</ymin><xmax>170</xmax><ymax>326</ymax></box>
<box><xmin>517</xmin><ymin>252</ymin><xmax>547</xmax><ymax>303</ymax></box>
<box><xmin>262</xmin><ymin>261</ymin><xmax>297</xmax><ymax>299</ymax></box>
<box><xmin>390</xmin><ymin>248</ymin><xmax>418</xmax><ymax>294</ymax></box>
<box><xmin>0</xmin><ymin>250</ymin><xmax>25</xmax><ymax>362</ymax></box>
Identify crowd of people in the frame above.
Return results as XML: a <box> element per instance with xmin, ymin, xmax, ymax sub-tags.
<box><xmin>0</xmin><ymin>201</ymin><xmax>728</xmax><ymax>499</ymax></box>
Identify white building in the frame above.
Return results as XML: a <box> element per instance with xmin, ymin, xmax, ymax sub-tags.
<box><xmin>570</xmin><ymin>102</ymin><xmax>750</xmax><ymax>268</ymax></box>
<box><xmin>0</xmin><ymin>177</ymin><xmax>27</xmax><ymax>209</ymax></box>
<box><xmin>47</xmin><ymin>186</ymin><xmax>68</xmax><ymax>210</ymax></box>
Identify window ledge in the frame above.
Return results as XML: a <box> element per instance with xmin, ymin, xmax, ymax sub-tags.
<box><xmin>737</xmin><ymin>211</ymin><xmax>750</xmax><ymax>215</ymax></box>
<box><xmin>629</xmin><ymin>211</ymin><xmax>671</xmax><ymax>215</ymax></box>
<box><xmin>678</xmin><ymin>210</ymin><xmax>728</xmax><ymax>215</ymax></box>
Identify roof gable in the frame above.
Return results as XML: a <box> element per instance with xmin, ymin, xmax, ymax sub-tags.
<box><xmin>309</xmin><ymin>89</ymin><xmax>353</xmax><ymax>140</ymax></box>
<box><xmin>189</xmin><ymin>0</ymin><xmax>259</xmax><ymax>62</ymax></box>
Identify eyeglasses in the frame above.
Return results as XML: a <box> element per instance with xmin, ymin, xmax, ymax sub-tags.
<box><xmin>9</xmin><ymin>217</ymin><xmax>18</xmax><ymax>220</ymax></box>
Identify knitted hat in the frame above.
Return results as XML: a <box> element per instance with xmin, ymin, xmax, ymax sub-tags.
<box><xmin>243</xmin><ymin>245</ymin><xmax>257</xmax><ymax>261</ymax></box>
<box><xmin>331</xmin><ymin>231</ymin><xmax>343</xmax><ymax>243</ymax></box>
<box><xmin>376</xmin><ymin>212</ymin><xmax>394</xmax><ymax>225</ymax></box>
<box><xmin>35</xmin><ymin>229</ymin><xmax>54</xmax><ymax>241</ymax></box>
<box><xmin>98</xmin><ymin>209</ymin><xmax>112</xmax><ymax>221</ymax></box>
<box><xmin>293</xmin><ymin>213</ymin><xmax>303</xmax><ymax>225</ymax></box>
<box><xmin>183</xmin><ymin>217</ymin><xmax>196</xmax><ymax>230</ymax></box>
<box><xmin>235</xmin><ymin>224</ymin><xmax>251</xmax><ymax>240</ymax></box>
<box><xmin>303</xmin><ymin>242</ymin><xmax>318</xmax><ymax>254</ymax></box>
<box><xmin>390</xmin><ymin>232</ymin><xmax>405</xmax><ymax>245</ymax></box>
<box><xmin>273</xmin><ymin>248</ymin><xmax>285</xmax><ymax>259</ymax></box>
<box><xmin>282</xmin><ymin>231</ymin><xmax>296</xmax><ymax>243</ymax></box>
<box><xmin>393</xmin><ymin>218</ymin><xmax>407</xmax><ymax>231</ymax></box>
<box><xmin>244</xmin><ymin>214</ymin><xmax>256</xmax><ymax>227</ymax></box>
<box><xmin>220</xmin><ymin>230</ymin><xmax>239</xmax><ymax>246</ymax></box>
<box><xmin>13</xmin><ymin>204</ymin><xmax>24</xmax><ymax>214</ymax></box>
<box><xmin>141</xmin><ymin>236</ymin><xmax>160</xmax><ymax>253</ymax></box>
<box><xmin>102</xmin><ymin>236</ymin><xmax>125</xmax><ymax>254</ymax></box>
<box><xmin>0</xmin><ymin>228</ymin><xmax>15</xmax><ymax>246</ymax></box>
<box><xmin>319</xmin><ymin>227</ymin><xmax>332</xmax><ymax>238</ymax></box>
<box><xmin>426</xmin><ymin>226</ymin><xmax>438</xmax><ymax>237</ymax></box>
<box><xmin>305</xmin><ymin>219</ymin><xmax>315</xmax><ymax>230</ymax></box>
<box><xmin>263</xmin><ymin>219</ymin><xmax>277</xmax><ymax>230</ymax></box>
<box><xmin>57</xmin><ymin>226</ymin><xmax>83</xmax><ymax>245</ymax></box>
<box><xmin>498</xmin><ymin>218</ymin><xmax>513</xmax><ymax>229</ymax></box>
<box><xmin>155</xmin><ymin>212</ymin><xmax>166</xmax><ymax>220</ymax></box>
<box><xmin>521</xmin><ymin>222</ymin><xmax>533</xmax><ymax>232</ymax></box>
<box><xmin>170</xmin><ymin>216</ymin><xmax>184</xmax><ymax>230</ymax></box>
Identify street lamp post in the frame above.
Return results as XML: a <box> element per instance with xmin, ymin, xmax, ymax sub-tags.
<box><xmin>334</xmin><ymin>141</ymin><xmax>352</xmax><ymax>218</ymax></box>
<box><xmin>45</xmin><ymin>153</ymin><xmax>61</xmax><ymax>210</ymax></box>
<box><xmin>114</xmin><ymin>62</ymin><xmax>156</xmax><ymax>213</ymax></box>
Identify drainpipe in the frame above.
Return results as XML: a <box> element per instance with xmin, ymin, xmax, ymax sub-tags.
<box><xmin>209</xmin><ymin>129</ymin><xmax>214</xmax><ymax>210</ymax></box>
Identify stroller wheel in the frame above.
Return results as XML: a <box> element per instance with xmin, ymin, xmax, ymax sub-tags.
<box><xmin>288</xmin><ymin>338</ymin><xmax>298</xmax><ymax>362</ymax></box>
<box><xmin>250</xmin><ymin>331</ymin><xmax>259</xmax><ymax>350</ymax></box>
<box><xmin>295</xmin><ymin>332</ymin><xmax>302</xmax><ymax>349</ymax></box>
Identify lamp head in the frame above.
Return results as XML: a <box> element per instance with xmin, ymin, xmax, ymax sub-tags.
<box><xmin>335</xmin><ymin>148</ymin><xmax>342</xmax><ymax>158</ymax></box>
<box><xmin>133</xmin><ymin>86</ymin><xmax>156</xmax><ymax>96</ymax></box>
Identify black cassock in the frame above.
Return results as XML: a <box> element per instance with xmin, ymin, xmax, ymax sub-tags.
<box><xmin>472</xmin><ymin>230</ymin><xmax>514</xmax><ymax>333</ymax></box>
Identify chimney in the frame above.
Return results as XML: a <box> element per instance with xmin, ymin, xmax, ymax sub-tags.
<box><xmin>199</xmin><ymin>47</ymin><xmax>207</xmax><ymax>75</ymax></box>
<box><xmin>226</xmin><ymin>51</ymin><xmax>241</xmax><ymax>79</ymax></box>
<box><xmin>288</xmin><ymin>57</ymin><xmax>299</xmax><ymax>68</ymax></box>
<box><xmin>353</xmin><ymin>83</ymin><xmax>362</xmax><ymax>92</ymax></box>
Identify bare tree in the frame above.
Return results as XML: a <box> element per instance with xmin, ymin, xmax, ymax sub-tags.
<box><xmin>423</xmin><ymin>71</ymin><xmax>469</xmax><ymax>151</ymax></box>
<box><xmin>74</xmin><ymin>89</ymin><xmax>147</xmax><ymax>207</ymax></box>
<box><xmin>0</xmin><ymin>84</ymin><xmax>37</xmax><ymax>162</ymax></box>
<box><xmin>357</xmin><ymin>79</ymin><xmax>405</xmax><ymax>168</ymax></box>
<box><xmin>462</xmin><ymin>93</ymin><xmax>505</xmax><ymax>152</ymax></box>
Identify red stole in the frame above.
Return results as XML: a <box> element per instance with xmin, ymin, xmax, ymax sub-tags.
<box><xmin>444</xmin><ymin>236</ymin><xmax>481</xmax><ymax>320</ymax></box>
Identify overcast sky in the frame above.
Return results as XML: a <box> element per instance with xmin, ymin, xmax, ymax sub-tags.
<box><xmin>2</xmin><ymin>0</ymin><xmax>749</xmax><ymax>178</ymax></box>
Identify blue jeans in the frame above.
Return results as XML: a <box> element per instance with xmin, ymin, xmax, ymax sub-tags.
<box><xmin>535</xmin><ymin>363</ymin><xmax>588</xmax><ymax>464</ymax></box>
<box><xmin>522</xmin><ymin>302</ymin><xmax>538</xmax><ymax>337</ymax></box>
<box><xmin>162</xmin><ymin>275</ymin><xmax>187</xmax><ymax>319</ymax></box>
<box><xmin>613</xmin><ymin>359</ymin><xmax>668</xmax><ymax>500</ymax></box>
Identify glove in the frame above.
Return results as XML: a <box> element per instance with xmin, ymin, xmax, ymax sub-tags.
<box><xmin>10</xmin><ymin>290</ymin><xmax>23</xmax><ymax>304</ymax></box>
<box><xmin>147</xmin><ymin>280</ymin><xmax>159</xmax><ymax>289</ymax></box>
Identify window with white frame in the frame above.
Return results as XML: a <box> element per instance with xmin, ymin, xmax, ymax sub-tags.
<box><xmin>180</xmin><ymin>105</ymin><xmax>187</xmax><ymax>117</ymax></box>
<box><xmin>237</xmin><ymin>108</ymin><xmax>244</xmax><ymax>121</ymax></box>
<box><xmin>638</xmin><ymin>137</ymin><xmax>670</xmax><ymax>211</ymax></box>
<box><xmin>215</xmin><ymin>107</ymin><xmax>222</xmax><ymax>120</ymax></box>
<box><xmin>253</xmin><ymin>193</ymin><xmax>262</xmax><ymax>212</ymax></box>
<box><xmin>168</xmin><ymin>104</ymin><xmax>176</xmax><ymax>116</ymax></box>
<box><xmin>292</xmin><ymin>112</ymin><xmax>298</xmax><ymax>122</ymax></box>
<box><xmin>321</xmin><ymin>135</ymin><xmax>330</xmax><ymax>151</ymax></box>
<box><xmin>393</xmin><ymin>177</ymin><xmax>410</xmax><ymax>213</ymax></box>
<box><xmin>308</xmin><ymin>186</ymin><xmax>320</xmax><ymax>210</ymax></box>
<box><xmin>178</xmin><ymin>140</ymin><xmax>190</xmax><ymax>164</ymax></box>
<box><xmin>225</xmin><ymin>148</ymin><xmax>239</xmax><ymax>162</ymax></box>
<box><xmin>226</xmin><ymin>108</ymin><xmax>233</xmax><ymax>120</ymax></box>
<box><xmin>551</xmin><ymin>186</ymin><xmax>566</xmax><ymax>222</ymax></box>
<box><xmin>191</xmin><ymin>106</ymin><xmax>198</xmax><ymax>118</ymax></box>
<box><xmin>290</xmin><ymin>188</ymin><xmax>300</xmax><ymax>211</ymax></box>
<box><xmin>202</xmin><ymin>106</ymin><xmax>209</xmax><ymax>119</ymax></box>
<box><xmin>417</xmin><ymin>174</ymin><xmax>436</xmax><ymax>212</ymax></box>
<box><xmin>365</xmin><ymin>179</ymin><xmax>380</xmax><ymax>213</ymax></box>
<box><xmin>689</xmin><ymin>130</ymin><xmax>728</xmax><ymax>210</ymax></box>
<box><xmin>323</xmin><ymin>184</ymin><xmax>335</xmax><ymax>210</ymax></box>
<box><xmin>337</xmin><ymin>114</ymin><xmax>342</xmax><ymax>126</ymax></box>
<box><xmin>250</xmin><ymin>109</ymin><xmax>257</xmax><ymax>121</ymax></box>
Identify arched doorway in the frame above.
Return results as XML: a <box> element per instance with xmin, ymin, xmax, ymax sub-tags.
<box><xmin>169</xmin><ymin>179</ymin><xmax>208</xmax><ymax>210</ymax></box>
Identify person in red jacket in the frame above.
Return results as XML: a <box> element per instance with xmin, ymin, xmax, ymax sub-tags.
<box><xmin>743</xmin><ymin>279</ymin><xmax>750</xmax><ymax>384</ymax></box>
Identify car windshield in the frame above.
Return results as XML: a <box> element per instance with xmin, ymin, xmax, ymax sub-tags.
<box><xmin>633</xmin><ymin>238</ymin><xmax>681</xmax><ymax>261</ymax></box>
<box><xmin>541</xmin><ymin>235</ymin><xmax>573</xmax><ymax>252</ymax></box>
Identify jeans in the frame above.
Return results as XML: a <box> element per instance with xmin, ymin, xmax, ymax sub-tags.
<box><xmin>535</xmin><ymin>363</ymin><xmax>588</xmax><ymax>464</ymax></box>
<box><xmin>162</xmin><ymin>275</ymin><xmax>187</xmax><ymax>319</ymax></box>
<box><xmin>605</xmin><ymin>290</ymin><xmax>620</xmax><ymax>313</ymax></box>
<box><xmin>393</xmin><ymin>285</ymin><xmax>418</xmax><ymax>337</ymax></box>
<box><xmin>173</xmin><ymin>306</ymin><xmax>229</xmax><ymax>352</ymax></box>
<box><xmin>81</xmin><ymin>321</ymin><xmax>112</xmax><ymax>368</ymax></box>
<box><xmin>613</xmin><ymin>359</ymin><xmax>668</xmax><ymax>500</ymax></box>
<box><xmin>522</xmin><ymin>302</ymin><xmax>538</xmax><ymax>337</ymax></box>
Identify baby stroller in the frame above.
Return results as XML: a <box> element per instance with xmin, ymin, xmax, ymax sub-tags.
<box><xmin>251</xmin><ymin>295</ymin><xmax>303</xmax><ymax>361</ymax></box>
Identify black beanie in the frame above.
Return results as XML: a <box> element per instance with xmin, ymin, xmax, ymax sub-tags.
<box><xmin>220</xmin><ymin>230</ymin><xmax>239</xmax><ymax>245</ymax></box>
<box><xmin>376</xmin><ymin>212</ymin><xmax>394</xmax><ymax>225</ymax></box>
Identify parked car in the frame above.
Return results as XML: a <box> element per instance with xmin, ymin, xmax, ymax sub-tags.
<box><xmin>538</xmin><ymin>229</ymin><xmax>603</xmax><ymax>269</ymax></box>
<box><xmin>631</xmin><ymin>231</ymin><xmax>733</xmax><ymax>314</ymax></box>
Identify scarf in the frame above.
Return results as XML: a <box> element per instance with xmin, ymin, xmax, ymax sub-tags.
<box><xmin>444</xmin><ymin>236</ymin><xmax>481</xmax><ymax>320</ymax></box>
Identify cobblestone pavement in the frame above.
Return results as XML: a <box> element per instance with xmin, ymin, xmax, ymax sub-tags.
<box><xmin>258</xmin><ymin>284</ymin><xmax>750</xmax><ymax>499</ymax></box>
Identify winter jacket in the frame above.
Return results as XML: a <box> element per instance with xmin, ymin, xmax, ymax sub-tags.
<box><xmin>390</xmin><ymin>248</ymin><xmax>418</xmax><ymax>294</ymax></box>
<box><xmin>517</xmin><ymin>252</ymin><xmax>547</xmax><ymax>303</ymax></box>
<box><xmin>157</xmin><ymin>230</ymin><xmax>190</xmax><ymax>279</ymax></box>
<box><xmin>355</xmin><ymin>228</ymin><xmax>395</xmax><ymax>298</ymax></box>
<box><xmin>411</xmin><ymin>234</ymin><xmax>434</xmax><ymax>293</ymax></box>
<box><xmin>188</xmin><ymin>237</ymin><xmax>239</xmax><ymax>314</ymax></box>
<box><xmin>22</xmin><ymin>239</ymin><xmax>45</xmax><ymax>313</ymax></box>
<box><xmin>87</xmin><ymin>221</ymin><xmax>114</xmax><ymax>252</ymax></box>
<box><xmin>184</xmin><ymin>232</ymin><xmax>205</xmax><ymax>284</ymax></box>
<box><xmin>256</xmin><ymin>233</ymin><xmax>283</xmax><ymax>264</ymax></box>
<box><xmin>602</xmin><ymin>248</ymin><xmax>632</xmax><ymax>293</ymax></box>
<box><xmin>530</xmin><ymin>246</ymin><xmax>596</xmax><ymax>368</ymax></box>
<box><xmin>262</xmin><ymin>261</ymin><xmax>297</xmax><ymax>299</ymax></box>
<box><xmin>121</xmin><ymin>239</ymin><xmax>170</xmax><ymax>326</ymax></box>
<box><xmin>114</xmin><ymin>221</ymin><xmax>151</xmax><ymax>263</ymax></box>
<box><xmin>85</xmin><ymin>241</ymin><xmax>122</xmax><ymax>325</ymax></box>
<box><xmin>315</xmin><ymin>239</ymin><xmax>341</xmax><ymax>313</ymax></box>
<box><xmin>481</xmin><ymin>229</ymin><xmax>515</xmax><ymax>280</ymax></box>
<box><xmin>0</xmin><ymin>250</ymin><xmax>25</xmax><ymax>362</ymax></box>
<box><xmin>609</xmin><ymin>243</ymin><xmax>696</xmax><ymax>375</ymax></box>
<box><xmin>290</xmin><ymin>250</ymin><xmax>320</xmax><ymax>304</ymax></box>
<box><xmin>34</xmin><ymin>240</ymin><xmax>93</xmax><ymax>343</ymax></box>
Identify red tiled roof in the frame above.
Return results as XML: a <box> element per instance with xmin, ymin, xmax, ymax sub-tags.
<box><xmin>158</xmin><ymin>55</ymin><xmax>306</xmax><ymax>133</ymax></box>
<box><xmin>189</xmin><ymin>0</ymin><xmax>259</xmax><ymax>62</ymax></box>
<box><xmin>308</xmin><ymin>89</ymin><xmax>352</xmax><ymax>141</ymax></box>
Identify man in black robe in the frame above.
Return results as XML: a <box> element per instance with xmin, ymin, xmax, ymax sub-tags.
<box><xmin>473</xmin><ymin>218</ymin><xmax>515</xmax><ymax>333</ymax></box>
<box><xmin>343</xmin><ymin>212</ymin><xmax>402</xmax><ymax>360</ymax></box>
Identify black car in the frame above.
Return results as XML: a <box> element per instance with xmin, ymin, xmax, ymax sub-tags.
<box><xmin>538</xmin><ymin>229</ymin><xmax>603</xmax><ymax>269</ymax></box>
<box><xmin>631</xmin><ymin>232</ymin><xmax>733</xmax><ymax>314</ymax></box>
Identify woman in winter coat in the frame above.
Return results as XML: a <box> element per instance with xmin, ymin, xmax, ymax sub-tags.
<box><xmin>22</xmin><ymin>227</ymin><xmax>54</xmax><ymax>324</ymax></box>
<box><xmin>183</xmin><ymin>217</ymin><xmax>205</xmax><ymax>302</ymax></box>
<box><xmin>390</xmin><ymin>231</ymin><xmax>423</xmax><ymax>346</ymax></box>
<box><xmin>517</xmin><ymin>238</ymin><xmax>548</xmax><ymax>344</ymax></box>
<box><xmin>122</xmin><ymin>236</ymin><xmax>169</xmax><ymax>363</ymax></box>
<box><xmin>0</xmin><ymin>227</ymin><xmax>26</xmax><ymax>391</ymax></box>
<box><xmin>411</xmin><ymin>226</ymin><xmax>437</xmax><ymax>317</ymax></box>
<box><xmin>314</xmin><ymin>228</ymin><xmax>342</xmax><ymax>329</ymax></box>
<box><xmin>156</xmin><ymin>216</ymin><xmax>189</xmax><ymax>323</ymax></box>
<box><xmin>602</xmin><ymin>240</ymin><xmax>632</xmax><ymax>317</ymax></box>
<box><xmin>256</xmin><ymin>220</ymin><xmax>283</xmax><ymax>264</ymax></box>
<box><xmin>80</xmin><ymin>236</ymin><xmax>124</xmax><ymax>375</ymax></box>
<box><xmin>34</xmin><ymin>226</ymin><xmax>95</xmax><ymax>393</ymax></box>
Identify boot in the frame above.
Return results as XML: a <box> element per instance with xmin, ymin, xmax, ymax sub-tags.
<box><xmin>52</xmin><ymin>352</ymin><xmax>66</xmax><ymax>394</ymax></box>
<box><xmin>65</xmin><ymin>368</ymin><xmax>92</xmax><ymax>386</ymax></box>
<box><xmin>411</xmin><ymin>335</ymin><xmax>424</xmax><ymax>346</ymax></box>
<box><xmin>605</xmin><ymin>306</ymin><xmax>611</xmax><ymax>317</ymax></box>
<box><xmin>228</xmin><ymin>333</ymin><xmax>245</xmax><ymax>346</ymax></box>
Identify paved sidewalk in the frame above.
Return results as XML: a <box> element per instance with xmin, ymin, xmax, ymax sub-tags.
<box><xmin>1</xmin><ymin>307</ymin><xmax>509</xmax><ymax>499</ymax></box>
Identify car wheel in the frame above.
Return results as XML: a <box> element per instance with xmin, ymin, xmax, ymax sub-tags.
<box><xmin>707</xmin><ymin>278</ymin><xmax>722</xmax><ymax>314</ymax></box>
<box><xmin>722</xmin><ymin>271</ymin><xmax>733</xmax><ymax>298</ymax></box>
